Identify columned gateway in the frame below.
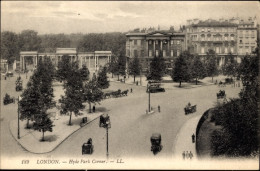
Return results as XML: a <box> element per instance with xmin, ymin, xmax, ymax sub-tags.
<box><xmin>20</xmin><ymin>48</ymin><xmax>112</xmax><ymax>72</ymax></box>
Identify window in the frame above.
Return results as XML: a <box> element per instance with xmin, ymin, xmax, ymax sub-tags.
<box><xmin>231</xmin><ymin>35</ymin><xmax>234</xmax><ymax>41</ymax></box>
<box><xmin>245</xmin><ymin>46</ymin><xmax>249</xmax><ymax>53</ymax></box>
<box><xmin>207</xmin><ymin>34</ymin><xmax>211</xmax><ymax>41</ymax></box>
<box><xmin>225</xmin><ymin>47</ymin><xmax>228</xmax><ymax>54</ymax></box>
<box><xmin>137</xmin><ymin>40</ymin><xmax>141</xmax><ymax>46</ymax></box>
<box><xmin>202</xmin><ymin>28</ymin><xmax>205</xmax><ymax>32</ymax></box>
<box><xmin>225</xmin><ymin>35</ymin><xmax>228</xmax><ymax>41</ymax></box>
<box><xmin>215</xmin><ymin>47</ymin><xmax>220</xmax><ymax>54</ymax></box>
<box><xmin>208</xmin><ymin>28</ymin><xmax>211</xmax><ymax>32</ymax></box>
<box><xmin>163</xmin><ymin>50</ymin><xmax>166</xmax><ymax>57</ymax></box>
<box><xmin>201</xmin><ymin>47</ymin><xmax>205</xmax><ymax>54</ymax></box>
<box><xmin>240</xmin><ymin>40</ymin><xmax>242</xmax><ymax>43</ymax></box>
<box><xmin>156</xmin><ymin>50</ymin><xmax>159</xmax><ymax>57</ymax></box>
<box><xmin>230</xmin><ymin>47</ymin><xmax>234</xmax><ymax>53</ymax></box>
<box><xmin>134</xmin><ymin>40</ymin><xmax>137</xmax><ymax>45</ymax></box>
<box><xmin>149</xmin><ymin>50</ymin><xmax>152</xmax><ymax>57</ymax></box>
<box><xmin>171</xmin><ymin>50</ymin><xmax>174</xmax><ymax>57</ymax></box>
<box><xmin>171</xmin><ymin>40</ymin><xmax>174</xmax><ymax>45</ymax></box>
<box><xmin>239</xmin><ymin>47</ymin><xmax>243</xmax><ymax>54</ymax></box>
<box><xmin>134</xmin><ymin>50</ymin><xmax>138</xmax><ymax>57</ymax></box>
<box><xmin>251</xmin><ymin>46</ymin><xmax>255</xmax><ymax>52</ymax></box>
<box><xmin>149</xmin><ymin>40</ymin><xmax>152</xmax><ymax>45</ymax></box>
<box><xmin>155</xmin><ymin>40</ymin><xmax>158</xmax><ymax>45</ymax></box>
<box><xmin>177</xmin><ymin>50</ymin><xmax>180</xmax><ymax>56</ymax></box>
<box><xmin>177</xmin><ymin>40</ymin><xmax>180</xmax><ymax>45</ymax></box>
<box><xmin>201</xmin><ymin>34</ymin><xmax>205</xmax><ymax>41</ymax></box>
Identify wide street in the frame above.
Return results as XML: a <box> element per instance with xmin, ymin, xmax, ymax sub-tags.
<box><xmin>1</xmin><ymin>72</ymin><xmax>241</xmax><ymax>161</ymax></box>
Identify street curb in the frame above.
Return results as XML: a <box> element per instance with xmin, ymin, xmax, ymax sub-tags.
<box><xmin>9</xmin><ymin>113</ymin><xmax>104</xmax><ymax>154</ymax></box>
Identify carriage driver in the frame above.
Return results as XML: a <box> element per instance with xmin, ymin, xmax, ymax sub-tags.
<box><xmin>186</xmin><ymin>102</ymin><xmax>191</xmax><ymax>109</ymax></box>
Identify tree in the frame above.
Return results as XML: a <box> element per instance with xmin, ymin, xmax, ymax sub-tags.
<box><xmin>205</xmin><ymin>50</ymin><xmax>219</xmax><ymax>82</ymax></box>
<box><xmin>147</xmin><ymin>52</ymin><xmax>166</xmax><ymax>81</ymax></box>
<box><xmin>171</xmin><ymin>52</ymin><xmax>191</xmax><ymax>87</ymax></box>
<box><xmin>80</xmin><ymin>64</ymin><xmax>90</xmax><ymax>82</ymax></box>
<box><xmin>128</xmin><ymin>56</ymin><xmax>141</xmax><ymax>83</ymax></box>
<box><xmin>83</xmin><ymin>77</ymin><xmax>104</xmax><ymax>113</ymax></box>
<box><xmin>107</xmin><ymin>56</ymin><xmax>118</xmax><ymax>78</ymax></box>
<box><xmin>33</xmin><ymin>112</ymin><xmax>54</xmax><ymax>141</ymax></box>
<box><xmin>18</xmin><ymin>30</ymin><xmax>41</xmax><ymax>51</ymax></box>
<box><xmin>56</xmin><ymin>55</ymin><xmax>72</xmax><ymax>82</ymax></box>
<box><xmin>1</xmin><ymin>31</ymin><xmax>19</xmax><ymax>65</ymax></box>
<box><xmin>222</xmin><ymin>53</ymin><xmax>238</xmax><ymax>79</ymax></box>
<box><xmin>116</xmin><ymin>55</ymin><xmax>126</xmax><ymax>81</ymax></box>
<box><xmin>97</xmin><ymin>66</ymin><xmax>109</xmax><ymax>89</ymax></box>
<box><xmin>36</xmin><ymin>58</ymin><xmax>56</xmax><ymax>110</ymax></box>
<box><xmin>19</xmin><ymin>74</ymin><xmax>41</xmax><ymax>128</ymax></box>
<box><xmin>19</xmin><ymin>58</ymin><xmax>56</xmax><ymax>129</ymax></box>
<box><xmin>211</xmin><ymin>54</ymin><xmax>258</xmax><ymax>157</ymax></box>
<box><xmin>190</xmin><ymin>56</ymin><xmax>207</xmax><ymax>85</ymax></box>
<box><xmin>59</xmin><ymin>63</ymin><xmax>85</xmax><ymax>125</ymax></box>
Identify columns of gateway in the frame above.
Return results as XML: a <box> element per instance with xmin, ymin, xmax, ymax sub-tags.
<box><xmin>19</xmin><ymin>49</ymin><xmax>112</xmax><ymax>72</ymax></box>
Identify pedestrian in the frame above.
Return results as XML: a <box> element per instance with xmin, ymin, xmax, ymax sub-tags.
<box><xmin>192</xmin><ymin>133</ymin><xmax>195</xmax><ymax>143</ymax></box>
<box><xmin>5</xmin><ymin>76</ymin><xmax>6</xmax><ymax>80</ymax></box>
<box><xmin>146</xmin><ymin>109</ymin><xmax>148</xmax><ymax>114</ymax></box>
<box><xmin>158</xmin><ymin>105</ymin><xmax>160</xmax><ymax>113</ymax></box>
<box><xmin>136</xmin><ymin>81</ymin><xmax>138</xmax><ymax>85</ymax></box>
<box><xmin>93</xmin><ymin>105</ymin><xmax>95</xmax><ymax>113</ymax></box>
<box><xmin>130</xmin><ymin>88</ymin><xmax>133</xmax><ymax>93</ymax></box>
<box><xmin>185</xmin><ymin>151</ymin><xmax>189</xmax><ymax>159</ymax></box>
<box><xmin>151</xmin><ymin>107</ymin><xmax>153</xmax><ymax>111</ymax></box>
<box><xmin>182</xmin><ymin>151</ymin><xmax>185</xmax><ymax>160</ymax></box>
<box><xmin>189</xmin><ymin>151</ymin><xmax>193</xmax><ymax>159</ymax></box>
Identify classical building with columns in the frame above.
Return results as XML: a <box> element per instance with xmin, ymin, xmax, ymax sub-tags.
<box><xmin>125</xmin><ymin>31</ymin><xmax>185</xmax><ymax>72</ymax></box>
<box><xmin>20</xmin><ymin>48</ymin><xmax>112</xmax><ymax>72</ymax></box>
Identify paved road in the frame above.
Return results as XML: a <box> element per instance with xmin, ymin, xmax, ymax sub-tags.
<box><xmin>1</xmin><ymin>72</ymin><xmax>241</xmax><ymax>161</ymax></box>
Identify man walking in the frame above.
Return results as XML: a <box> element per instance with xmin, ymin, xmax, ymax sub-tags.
<box><xmin>158</xmin><ymin>105</ymin><xmax>161</xmax><ymax>113</ymax></box>
<box><xmin>182</xmin><ymin>151</ymin><xmax>185</xmax><ymax>160</ymax></box>
<box><xmin>93</xmin><ymin>105</ymin><xmax>95</xmax><ymax>113</ymax></box>
<box><xmin>192</xmin><ymin>133</ymin><xmax>195</xmax><ymax>143</ymax></box>
<box><xmin>189</xmin><ymin>151</ymin><xmax>193</xmax><ymax>159</ymax></box>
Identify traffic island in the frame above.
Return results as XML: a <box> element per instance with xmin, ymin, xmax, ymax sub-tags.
<box><xmin>9</xmin><ymin>112</ymin><xmax>104</xmax><ymax>154</ymax></box>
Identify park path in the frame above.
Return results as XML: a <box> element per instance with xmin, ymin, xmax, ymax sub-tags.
<box><xmin>173</xmin><ymin>115</ymin><xmax>201</xmax><ymax>161</ymax></box>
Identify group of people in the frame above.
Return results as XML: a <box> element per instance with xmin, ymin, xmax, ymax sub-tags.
<box><xmin>182</xmin><ymin>151</ymin><xmax>193</xmax><ymax>160</ymax></box>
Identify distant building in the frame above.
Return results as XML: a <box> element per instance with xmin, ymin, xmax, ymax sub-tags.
<box><xmin>19</xmin><ymin>48</ymin><xmax>112</xmax><ymax>72</ymax></box>
<box><xmin>185</xmin><ymin>18</ymin><xmax>238</xmax><ymax>66</ymax></box>
<box><xmin>185</xmin><ymin>17</ymin><xmax>258</xmax><ymax>66</ymax></box>
<box><xmin>125</xmin><ymin>31</ymin><xmax>185</xmax><ymax>72</ymax></box>
<box><xmin>237</xmin><ymin>16</ymin><xmax>258</xmax><ymax>59</ymax></box>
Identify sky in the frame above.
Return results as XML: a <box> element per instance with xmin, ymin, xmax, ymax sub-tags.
<box><xmin>1</xmin><ymin>1</ymin><xmax>260</xmax><ymax>34</ymax></box>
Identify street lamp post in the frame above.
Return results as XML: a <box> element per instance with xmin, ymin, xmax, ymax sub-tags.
<box><xmin>148</xmin><ymin>84</ymin><xmax>151</xmax><ymax>112</ymax></box>
<box><xmin>104</xmin><ymin>116</ymin><xmax>111</xmax><ymax>159</ymax></box>
<box><xmin>17</xmin><ymin>96</ymin><xmax>20</xmax><ymax>139</ymax></box>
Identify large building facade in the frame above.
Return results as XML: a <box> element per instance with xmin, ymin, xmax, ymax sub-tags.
<box><xmin>126</xmin><ymin>17</ymin><xmax>258</xmax><ymax>69</ymax></box>
<box><xmin>125</xmin><ymin>31</ymin><xmax>185</xmax><ymax>72</ymax></box>
<box><xmin>19</xmin><ymin>48</ymin><xmax>112</xmax><ymax>72</ymax></box>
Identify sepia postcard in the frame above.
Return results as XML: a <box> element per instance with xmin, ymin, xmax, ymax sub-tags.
<box><xmin>1</xmin><ymin>1</ymin><xmax>259</xmax><ymax>170</ymax></box>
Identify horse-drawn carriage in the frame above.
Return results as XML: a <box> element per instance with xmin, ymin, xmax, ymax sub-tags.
<box><xmin>82</xmin><ymin>138</ymin><xmax>94</xmax><ymax>155</ymax></box>
<box><xmin>151</xmin><ymin>133</ymin><xmax>162</xmax><ymax>155</ymax></box>
<box><xmin>184</xmin><ymin>103</ymin><xmax>197</xmax><ymax>115</ymax></box>
<box><xmin>217</xmin><ymin>90</ymin><xmax>226</xmax><ymax>99</ymax></box>
<box><xmin>103</xmin><ymin>89</ymin><xmax>129</xmax><ymax>99</ymax></box>
<box><xmin>99</xmin><ymin>114</ymin><xmax>110</xmax><ymax>128</ymax></box>
<box><xmin>15</xmin><ymin>77</ymin><xmax>23</xmax><ymax>91</ymax></box>
<box><xmin>3</xmin><ymin>93</ymin><xmax>14</xmax><ymax>105</ymax></box>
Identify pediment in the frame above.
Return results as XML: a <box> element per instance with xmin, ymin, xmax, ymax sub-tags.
<box><xmin>147</xmin><ymin>31</ymin><xmax>170</xmax><ymax>36</ymax></box>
